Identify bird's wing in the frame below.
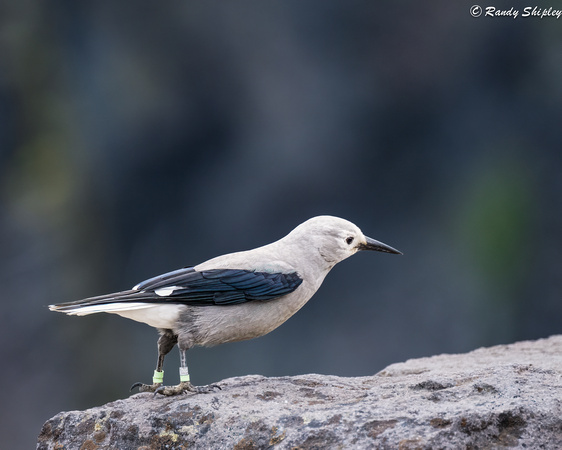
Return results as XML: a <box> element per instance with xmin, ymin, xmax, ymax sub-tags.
<box><xmin>148</xmin><ymin>268</ymin><xmax>303</xmax><ymax>305</ymax></box>
<box><xmin>50</xmin><ymin>267</ymin><xmax>303</xmax><ymax>311</ymax></box>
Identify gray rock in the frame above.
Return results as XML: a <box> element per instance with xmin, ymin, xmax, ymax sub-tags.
<box><xmin>37</xmin><ymin>336</ymin><xmax>562</xmax><ymax>449</ymax></box>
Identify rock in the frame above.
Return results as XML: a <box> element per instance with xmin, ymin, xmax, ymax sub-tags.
<box><xmin>37</xmin><ymin>336</ymin><xmax>562</xmax><ymax>449</ymax></box>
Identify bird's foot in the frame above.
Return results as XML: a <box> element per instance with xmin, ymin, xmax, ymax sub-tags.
<box><xmin>154</xmin><ymin>381</ymin><xmax>221</xmax><ymax>396</ymax></box>
<box><xmin>130</xmin><ymin>381</ymin><xmax>221</xmax><ymax>396</ymax></box>
<box><xmin>130</xmin><ymin>381</ymin><xmax>163</xmax><ymax>393</ymax></box>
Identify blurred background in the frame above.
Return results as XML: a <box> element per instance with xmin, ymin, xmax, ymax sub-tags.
<box><xmin>2</xmin><ymin>0</ymin><xmax>562</xmax><ymax>447</ymax></box>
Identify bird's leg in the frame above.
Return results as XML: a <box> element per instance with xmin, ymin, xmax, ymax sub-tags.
<box><xmin>130</xmin><ymin>330</ymin><xmax>177</xmax><ymax>393</ymax></box>
<box><xmin>153</xmin><ymin>348</ymin><xmax>221</xmax><ymax>396</ymax></box>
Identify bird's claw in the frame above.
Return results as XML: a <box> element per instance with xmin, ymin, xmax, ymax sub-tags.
<box><xmin>130</xmin><ymin>382</ymin><xmax>163</xmax><ymax>393</ymax></box>
<box><xmin>130</xmin><ymin>381</ymin><xmax>221</xmax><ymax>396</ymax></box>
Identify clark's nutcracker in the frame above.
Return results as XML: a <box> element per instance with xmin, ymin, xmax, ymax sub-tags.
<box><xmin>50</xmin><ymin>216</ymin><xmax>401</xmax><ymax>396</ymax></box>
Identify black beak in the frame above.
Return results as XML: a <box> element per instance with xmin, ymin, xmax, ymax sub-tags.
<box><xmin>358</xmin><ymin>236</ymin><xmax>402</xmax><ymax>255</ymax></box>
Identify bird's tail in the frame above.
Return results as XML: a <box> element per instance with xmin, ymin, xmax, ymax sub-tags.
<box><xmin>49</xmin><ymin>290</ymin><xmax>160</xmax><ymax>316</ymax></box>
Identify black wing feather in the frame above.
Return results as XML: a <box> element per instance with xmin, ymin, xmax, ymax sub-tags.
<box><xmin>51</xmin><ymin>268</ymin><xmax>303</xmax><ymax>310</ymax></box>
<box><xmin>163</xmin><ymin>269</ymin><xmax>303</xmax><ymax>304</ymax></box>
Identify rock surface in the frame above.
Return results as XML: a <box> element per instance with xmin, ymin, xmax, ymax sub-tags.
<box><xmin>38</xmin><ymin>336</ymin><xmax>562</xmax><ymax>449</ymax></box>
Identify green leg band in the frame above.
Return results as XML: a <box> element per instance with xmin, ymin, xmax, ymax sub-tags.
<box><xmin>179</xmin><ymin>367</ymin><xmax>190</xmax><ymax>383</ymax></box>
<box><xmin>153</xmin><ymin>370</ymin><xmax>164</xmax><ymax>384</ymax></box>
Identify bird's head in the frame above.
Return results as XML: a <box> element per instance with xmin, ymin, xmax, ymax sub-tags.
<box><xmin>287</xmin><ymin>216</ymin><xmax>402</xmax><ymax>267</ymax></box>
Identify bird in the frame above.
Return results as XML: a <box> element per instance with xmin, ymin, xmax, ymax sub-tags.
<box><xmin>49</xmin><ymin>215</ymin><xmax>402</xmax><ymax>396</ymax></box>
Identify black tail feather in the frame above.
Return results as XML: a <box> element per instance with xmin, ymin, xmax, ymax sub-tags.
<box><xmin>49</xmin><ymin>290</ymin><xmax>160</xmax><ymax>312</ymax></box>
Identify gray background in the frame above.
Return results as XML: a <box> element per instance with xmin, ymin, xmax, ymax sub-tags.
<box><xmin>2</xmin><ymin>1</ymin><xmax>562</xmax><ymax>448</ymax></box>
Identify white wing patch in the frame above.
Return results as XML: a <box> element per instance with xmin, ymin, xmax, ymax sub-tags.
<box><xmin>155</xmin><ymin>286</ymin><xmax>181</xmax><ymax>297</ymax></box>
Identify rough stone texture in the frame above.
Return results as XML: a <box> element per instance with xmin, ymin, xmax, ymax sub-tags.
<box><xmin>38</xmin><ymin>336</ymin><xmax>562</xmax><ymax>449</ymax></box>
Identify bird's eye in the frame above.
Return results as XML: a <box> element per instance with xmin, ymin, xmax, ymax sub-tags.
<box><xmin>346</xmin><ymin>236</ymin><xmax>354</xmax><ymax>245</ymax></box>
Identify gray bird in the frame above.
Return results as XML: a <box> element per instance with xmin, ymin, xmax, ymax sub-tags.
<box><xmin>50</xmin><ymin>216</ymin><xmax>401</xmax><ymax>396</ymax></box>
